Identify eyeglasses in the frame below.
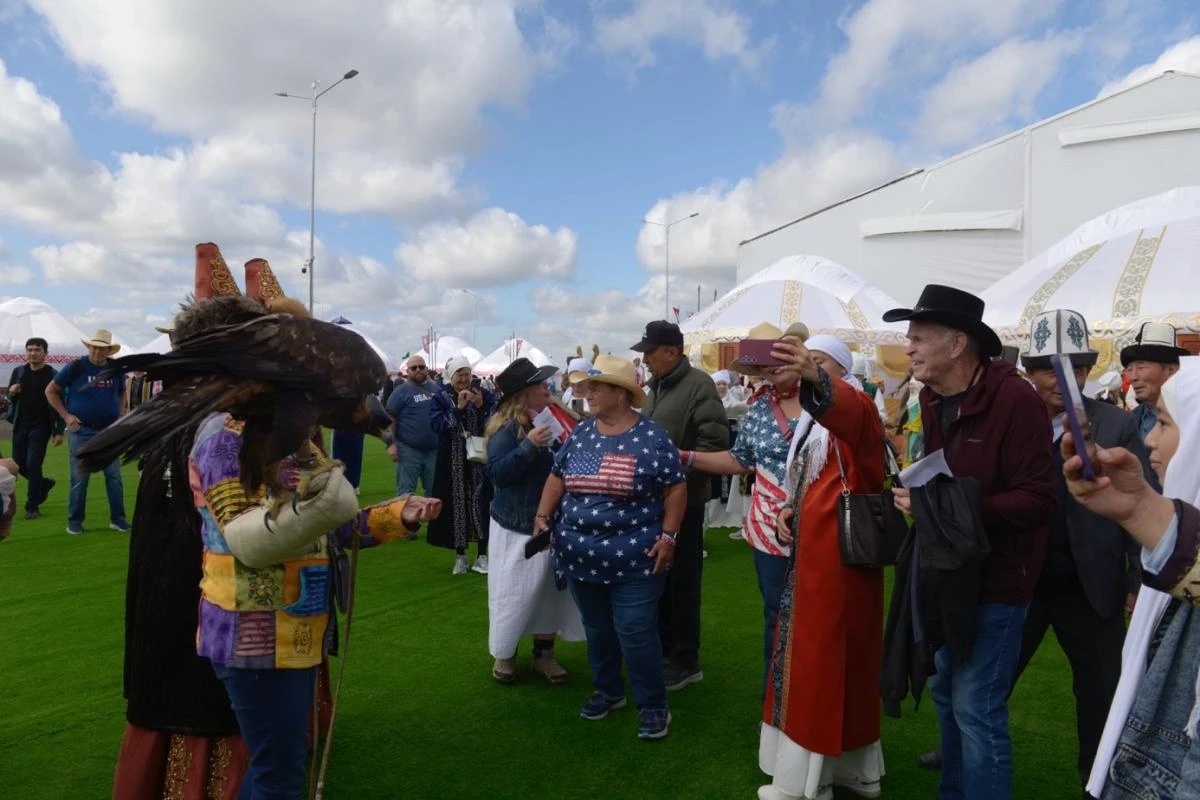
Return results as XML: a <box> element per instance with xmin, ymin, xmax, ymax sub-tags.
<box><xmin>410</xmin><ymin>366</ymin><xmax>428</xmax><ymax>370</ymax></box>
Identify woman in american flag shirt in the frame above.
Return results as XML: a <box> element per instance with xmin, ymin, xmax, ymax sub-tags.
<box><xmin>532</xmin><ymin>355</ymin><xmax>687</xmax><ymax>740</ymax></box>
<box><xmin>684</xmin><ymin>322</ymin><xmax>809</xmax><ymax>694</ymax></box>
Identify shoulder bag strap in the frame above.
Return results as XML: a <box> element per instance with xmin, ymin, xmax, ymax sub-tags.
<box><xmin>768</xmin><ymin>398</ymin><xmax>794</xmax><ymax>442</ymax></box>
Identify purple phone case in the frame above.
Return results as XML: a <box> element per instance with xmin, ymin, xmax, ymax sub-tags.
<box><xmin>739</xmin><ymin>339</ymin><xmax>786</xmax><ymax>366</ymax></box>
<box><xmin>1052</xmin><ymin>354</ymin><xmax>1096</xmax><ymax>481</ymax></box>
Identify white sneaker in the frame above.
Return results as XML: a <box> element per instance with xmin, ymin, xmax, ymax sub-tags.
<box><xmin>471</xmin><ymin>555</ymin><xmax>489</xmax><ymax>575</ymax></box>
<box><xmin>452</xmin><ymin>555</ymin><xmax>469</xmax><ymax>575</ymax></box>
<box><xmin>729</xmin><ymin>530</ymin><xmax>745</xmax><ymax>540</ymax></box>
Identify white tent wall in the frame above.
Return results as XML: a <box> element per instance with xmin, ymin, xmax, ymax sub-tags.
<box><xmin>737</xmin><ymin>72</ymin><xmax>1200</xmax><ymax>305</ymax></box>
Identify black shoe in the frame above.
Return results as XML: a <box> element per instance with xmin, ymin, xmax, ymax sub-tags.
<box><xmin>918</xmin><ymin>750</ymin><xmax>943</xmax><ymax>770</ymax></box>
<box><xmin>24</xmin><ymin>509</ymin><xmax>40</xmax><ymax>520</ymax></box>
<box><xmin>37</xmin><ymin>478</ymin><xmax>56</xmax><ymax>506</ymax></box>
<box><xmin>664</xmin><ymin>662</ymin><xmax>704</xmax><ymax>691</ymax></box>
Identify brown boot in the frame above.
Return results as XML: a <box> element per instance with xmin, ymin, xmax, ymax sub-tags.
<box><xmin>531</xmin><ymin>649</ymin><xmax>568</xmax><ymax>684</ymax></box>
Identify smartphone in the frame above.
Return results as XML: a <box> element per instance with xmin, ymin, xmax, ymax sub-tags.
<box><xmin>470</xmin><ymin>376</ymin><xmax>482</xmax><ymax>391</ymax></box>
<box><xmin>1052</xmin><ymin>354</ymin><xmax>1097</xmax><ymax>480</ymax></box>
<box><xmin>524</xmin><ymin>529</ymin><xmax>552</xmax><ymax>559</ymax></box>
<box><xmin>738</xmin><ymin>339</ymin><xmax>787</xmax><ymax>367</ymax></box>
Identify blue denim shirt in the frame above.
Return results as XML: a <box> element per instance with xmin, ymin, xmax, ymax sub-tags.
<box><xmin>487</xmin><ymin>420</ymin><xmax>553</xmax><ymax>534</ymax></box>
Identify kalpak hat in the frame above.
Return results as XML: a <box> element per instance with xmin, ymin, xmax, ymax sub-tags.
<box><xmin>883</xmin><ymin>284</ymin><xmax>1003</xmax><ymax>359</ymax></box>
<box><xmin>1120</xmin><ymin>321</ymin><xmax>1190</xmax><ymax>367</ymax></box>
<box><xmin>496</xmin><ymin>357</ymin><xmax>558</xmax><ymax>398</ymax></box>
<box><xmin>1020</xmin><ymin>309</ymin><xmax>1099</xmax><ymax>370</ymax></box>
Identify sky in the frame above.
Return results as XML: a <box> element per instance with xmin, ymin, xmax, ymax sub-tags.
<box><xmin>0</xmin><ymin>0</ymin><xmax>1198</xmax><ymax>366</ymax></box>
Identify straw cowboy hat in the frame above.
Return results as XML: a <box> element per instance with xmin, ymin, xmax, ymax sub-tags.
<box><xmin>81</xmin><ymin>329</ymin><xmax>120</xmax><ymax>354</ymax></box>
<box><xmin>730</xmin><ymin>321</ymin><xmax>811</xmax><ymax>377</ymax></box>
<box><xmin>569</xmin><ymin>354</ymin><xmax>645</xmax><ymax>408</ymax></box>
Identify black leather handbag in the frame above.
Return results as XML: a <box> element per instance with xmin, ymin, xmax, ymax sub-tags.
<box><xmin>833</xmin><ymin>439</ymin><xmax>908</xmax><ymax>568</ymax></box>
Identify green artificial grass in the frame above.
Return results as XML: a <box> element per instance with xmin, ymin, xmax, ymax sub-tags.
<box><xmin>0</xmin><ymin>437</ymin><xmax>1080</xmax><ymax>799</ymax></box>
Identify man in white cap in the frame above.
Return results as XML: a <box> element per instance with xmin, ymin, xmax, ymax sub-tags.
<box><xmin>45</xmin><ymin>329</ymin><xmax>129</xmax><ymax>534</ymax></box>
<box><xmin>562</xmin><ymin>356</ymin><xmax>592</xmax><ymax>414</ymax></box>
<box><xmin>1120</xmin><ymin>321</ymin><xmax>1189</xmax><ymax>442</ymax></box>
<box><xmin>1010</xmin><ymin>309</ymin><xmax>1151</xmax><ymax>790</ymax></box>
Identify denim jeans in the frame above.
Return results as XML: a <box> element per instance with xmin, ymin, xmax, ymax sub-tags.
<box><xmin>753</xmin><ymin>548</ymin><xmax>789</xmax><ymax>695</ymax></box>
<box><xmin>395</xmin><ymin>442</ymin><xmax>437</xmax><ymax>497</ymax></box>
<box><xmin>330</xmin><ymin>430</ymin><xmax>364</xmax><ymax>488</ymax></box>
<box><xmin>67</xmin><ymin>427</ymin><xmax>127</xmax><ymax>529</ymax></box>
<box><xmin>932</xmin><ymin>602</ymin><xmax>1030</xmax><ymax>800</ymax></box>
<box><xmin>213</xmin><ymin>664</ymin><xmax>317</xmax><ymax>800</ymax></box>
<box><xmin>11</xmin><ymin>422</ymin><xmax>51</xmax><ymax>510</ymax></box>
<box><xmin>570</xmin><ymin>575</ymin><xmax>668</xmax><ymax>710</ymax></box>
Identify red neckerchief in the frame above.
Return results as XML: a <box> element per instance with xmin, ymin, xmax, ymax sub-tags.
<box><xmin>747</xmin><ymin>380</ymin><xmax>799</xmax><ymax>406</ymax></box>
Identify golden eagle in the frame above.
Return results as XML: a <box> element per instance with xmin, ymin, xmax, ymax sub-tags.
<box><xmin>75</xmin><ymin>300</ymin><xmax>391</xmax><ymax>494</ymax></box>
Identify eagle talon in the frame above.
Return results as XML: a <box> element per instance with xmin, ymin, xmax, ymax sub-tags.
<box><xmin>291</xmin><ymin>492</ymin><xmax>301</xmax><ymax>516</ymax></box>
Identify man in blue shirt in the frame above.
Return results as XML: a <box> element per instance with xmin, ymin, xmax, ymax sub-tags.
<box><xmin>45</xmin><ymin>329</ymin><xmax>129</xmax><ymax>535</ymax></box>
<box><xmin>386</xmin><ymin>355</ymin><xmax>439</xmax><ymax>496</ymax></box>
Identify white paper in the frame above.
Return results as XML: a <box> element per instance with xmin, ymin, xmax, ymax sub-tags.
<box><xmin>531</xmin><ymin>407</ymin><xmax>564</xmax><ymax>441</ymax></box>
<box><xmin>898</xmin><ymin>449</ymin><xmax>953</xmax><ymax>488</ymax></box>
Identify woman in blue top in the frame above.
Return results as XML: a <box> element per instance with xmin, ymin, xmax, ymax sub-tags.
<box><xmin>533</xmin><ymin>355</ymin><xmax>687</xmax><ymax>740</ymax></box>
<box><xmin>484</xmin><ymin>358</ymin><xmax>584</xmax><ymax>685</ymax></box>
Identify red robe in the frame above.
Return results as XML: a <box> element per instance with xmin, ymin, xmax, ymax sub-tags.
<box><xmin>763</xmin><ymin>377</ymin><xmax>885</xmax><ymax>755</ymax></box>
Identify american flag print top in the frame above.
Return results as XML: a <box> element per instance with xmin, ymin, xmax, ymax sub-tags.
<box><xmin>551</xmin><ymin>416</ymin><xmax>685</xmax><ymax>584</ymax></box>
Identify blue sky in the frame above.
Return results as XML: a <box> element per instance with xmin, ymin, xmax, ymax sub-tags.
<box><xmin>0</xmin><ymin>0</ymin><xmax>1197</xmax><ymax>365</ymax></box>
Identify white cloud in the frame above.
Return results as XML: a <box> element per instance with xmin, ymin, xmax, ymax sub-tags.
<box><xmin>916</xmin><ymin>33</ymin><xmax>1083</xmax><ymax>149</ymax></box>
<box><xmin>0</xmin><ymin>264</ymin><xmax>33</xmax><ymax>283</ymax></box>
<box><xmin>595</xmin><ymin>0</ymin><xmax>769</xmax><ymax>72</ymax></box>
<box><xmin>635</xmin><ymin>132</ymin><xmax>903</xmax><ymax>281</ymax></box>
<box><xmin>817</xmin><ymin>0</ymin><xmax>1060</xmax><ymax>123</ymax></box>
<box><xmin>1098</xmin><ymin>35</ymin><xmax>1200</xmax><ymax>97</ymax></box>
<box><xmin>396</xmin><ymin>208</ymin><xmax>578</xmax><ymax>287</ymax></box>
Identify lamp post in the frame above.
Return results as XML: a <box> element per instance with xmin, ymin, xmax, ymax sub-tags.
<box><xmin>275</xmin><ymin>68</ymin><xmax>360</xmax><ymax>313</ymax></box>
<box><xmin>643</xmin><ymin>211</ymin><xmax>700</xmax><ymax>321</ymax></box>
<box><xmin>460</xmin><ymin>289</ymin><xmax>479</xmax><ymax>346</ymax></box>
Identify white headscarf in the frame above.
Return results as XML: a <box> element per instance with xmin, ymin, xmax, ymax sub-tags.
<box><xmin>804</xmin><ymin>334</ymin><xmax>854</xmax><ymax>376</ymax></box>
<box><xmin>711</xmin><ymin>369</ymin><xmax>732</xmax><ymax>385</ymax></box>
<box><xmin>1088</xmin><ymin>357</ymin><xmax>1200</xmax><ymax>796</ymax></box>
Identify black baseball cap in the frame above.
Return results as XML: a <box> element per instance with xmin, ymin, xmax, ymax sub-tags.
<box><xmin>631</xmin><ymin>321</ymin><xmax>684</xmax><ymax>352</ymax></box>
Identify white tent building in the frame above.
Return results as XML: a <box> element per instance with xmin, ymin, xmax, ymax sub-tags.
<box><xmin>737</xmin><ymin>71</ymin><xmax>1200</xmax><ymax>305</ymax></box>
<box><xmin>329</xmin><ymin>316</ymin><xmax>398</xmax><ymax>372</ymax></box>
<box><xmin>415</xmin><ymin>336</ymin><xmax>483</xmax><ymax>372</ymax></box>
<box><xmin>0</xmin><ymin>297</ymin><xmax>132</xmax><ymax>365</ymax></box>
<box><xmin>472</xmin><ymin>338</ymin><xmax>555</xmax><ymax>377</ymax></box>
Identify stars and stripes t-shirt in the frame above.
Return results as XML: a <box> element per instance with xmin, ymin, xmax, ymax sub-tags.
<box><xmin>551</xmin><ymin>416</ymin><xmax>685</xmax><ymax>583</ymax></box>
<box><xmin>730</xmin><ymin>396</ymin><xmax>798</xmax><ymax>557</ymax></box>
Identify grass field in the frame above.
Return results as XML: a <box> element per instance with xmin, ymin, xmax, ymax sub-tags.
<box><xmin>0</xmin><ymin>436</ymin><xmax>1081</xmax><ymax>799</ymax></box>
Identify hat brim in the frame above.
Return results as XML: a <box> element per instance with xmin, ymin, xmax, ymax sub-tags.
<box><xmin>498</xmin><ymin>364</ymin><xmax>559</xmax><ymax>398</ymax></box>
<box><xmin>1020</xmin><ymin>351</ymin><xmax>1099</xmax><ymax>370</ymax></box>
<box><xmin>630</xmin><ymin>338</ymin><xmax>683</xmax><ymax>353</ymax></box>
<box><xmin>883</xmin><ymin>308</ymin><xmax>1003</xmax><ymax>359</ymax></box>
<box><xmin>582</xmin><ymin>374</ymin><xmax>645</xmax><ymax>408</ymax></box>
<box><xmin>154</xmin><ymin>325</ymin><xmax>174</xmax><ymax>334</ymax></box>
<box><xmin>1120</xmin><ymin>344</ymin><xmax>1190</xmax><ymax>367</ymax></box>
<box><xmin>81</xmin><ymin>338</ymin><xmax>120</xmax><ymax>354</ymax></box>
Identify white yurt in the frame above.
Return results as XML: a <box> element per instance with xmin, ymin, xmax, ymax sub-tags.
<box><xmin>472</xmin><ymin>338</ymin><xmax>555</xmax><ymax>377</ymax></box>
<box><xmin>329</xmin><ymin>316</ymin><xmax>398</xmax><ymax>372</ymax></box>
<box><xmin>0</xmin><ymin>297</ymin><xmax>131</xmax><ymax>366</ymax></box>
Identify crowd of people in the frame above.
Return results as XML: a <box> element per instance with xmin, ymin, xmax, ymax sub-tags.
<box><xmin>2</xmin><ymin>240</ymin><xmax>1200</xmax><ymax>799</ymax></box>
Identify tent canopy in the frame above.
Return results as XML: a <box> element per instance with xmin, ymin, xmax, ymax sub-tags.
<box><xmin>682</xmin><ymin>254</ymin><xmax>907</xmax><ymax>347</ymax></box>
<box><xmin>472</xmin><ymin>339</ymin><xmax>555</xmax><ymax>377</ymax></box>
<box><xmin>0</xmin><ymin>297</ymin><xmax>132</xmax><ymax>365</ymax></box>
<box><xmin>329</xmin><ymin>316</ymin><xmax>398</xmax><ymax>372</ymax></box>
<box><xmin>416</xmin><ymin>336</ymin><xmax>483</xmax><ymax>372</ymax></box>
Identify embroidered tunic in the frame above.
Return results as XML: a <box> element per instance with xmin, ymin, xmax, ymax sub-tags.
<box><xmin>189</xmin><ymin>413</ymin><xmax>412</xmax><ymax>669</ymax></box>
<box><xmin>551</xmin><ymin>416</ymin><xmax>685</xmax><ymax>584</ymax></box>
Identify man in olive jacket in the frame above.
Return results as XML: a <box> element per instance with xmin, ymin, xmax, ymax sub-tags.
<box><xmin>634</xmin><ymin>320</ymin><xmax>729</xmax><ymax>691</ymax></box>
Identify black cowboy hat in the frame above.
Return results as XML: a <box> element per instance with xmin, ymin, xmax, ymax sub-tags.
<box><xmin>883</xmin><ymin>284</ymin><xmax>1003</xmax><ymax>359</ymax></box>
<box><xmin>496</xmin><ymin>357</ymin><xmax>558</xmax><ymax>398</ymax></box>
<box><xmin>1120</xmin><ymin>321</ymin><xmax>1191</xmax><ymax>367</ymax></box>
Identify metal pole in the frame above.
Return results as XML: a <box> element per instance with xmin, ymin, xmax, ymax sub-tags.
<box><xmin>308</xmin><ymin>87</ymin><xmax>318</xmax><ymax>313</ymax></box>
<box><xmin>664</xmin><ymin>225</ymin><xmax>671</xmax><ymax>320</ymax></box>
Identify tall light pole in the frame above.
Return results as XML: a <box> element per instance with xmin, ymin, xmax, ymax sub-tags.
<box><xmin>275</xmin><ymin>68</ymin><xmax>360</xmax><ymax>313</ymax></box>
<box><xmin>643</xmin><ymin>211</ymin><xmax>700</xmax><ymax>321</ymax></box>
<box><xmin>460</xmin><ymin>289</ymin><xmax>479</xmax><ymax>346</ymax></box>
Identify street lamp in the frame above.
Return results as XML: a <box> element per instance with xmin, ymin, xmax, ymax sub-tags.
<box><xmin>460</xmin><ymin>289</ymin><xmax>479</xmax><ymax>345</ymax></box>
<box><xmin>643</xmin><ymin>211</ymin><xmax>700</xmax><ymax>321</ymax></box>
<box><xmin>275</xmin><ymin>68</ymin><xmax>360</xmax><ymax>312</ymax></box>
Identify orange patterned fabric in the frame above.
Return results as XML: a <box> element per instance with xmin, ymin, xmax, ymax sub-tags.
<box><xmin>194</xmin><ymin>243</ymin><xmax>241</xmax><ymax>300</ymax></box>
<box><xmin>244</xmin><ymin>258</ymin><xmax>286</xmax><ymax>304</ymax></box>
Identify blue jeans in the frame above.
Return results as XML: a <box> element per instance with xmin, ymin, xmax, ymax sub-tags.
<box><xmin>213</xmin><ymin>664</ymin><xmax>317</xmax><ymax>800</ymax></box>
<box><xmin>931</xmin><ymin>602</ymin><xmax>1030</xmax><ymax>800</ymax></box>
<box><xmin>11</xmin><ymin>422</ymin><xmax>51</xmax><ymax>510</ymax></box>
<box><xmin>570</xmin><ymin>575</ymin><xmax>668</xmax><ymax>710</ymax></box>
<box><xmin>67</xmin><ymin>427</ymin><xmax>126</xmax><ymax>529</ymax></box>
<box><xmin>331</xmin><ymin>430</ymin><xmax>364</xmax><ymax>488</ymax></box>
<box><xmin>395</xmin><ymin>442</ymin><xmax>436</xmax><ymax>497</ymax></box>
<box><xmin>753</xmin><ymin>548</ymin><xmax>789</xmax><ymax>694</ymax></box>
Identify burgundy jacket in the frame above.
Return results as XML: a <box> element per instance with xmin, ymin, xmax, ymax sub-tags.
<box><xmin>919</xmin><ymin>360</ymin><xmax>1058</xmax><ymax>605</ymax></box>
